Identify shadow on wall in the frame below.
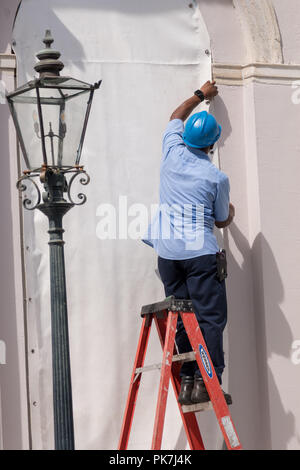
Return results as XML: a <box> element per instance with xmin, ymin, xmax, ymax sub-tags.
<box><xmin>14</xmin><ymin>2</ymin><xmax>85</xmax><ymax>72</ymax></box>
<box><xmin>213</xmin><ymin>95</ymin><xmax>232</xmax><ymax>151</ymax></box>
<box><xmin>227</xmin><ymin>222</ymin><xmax>296</xmax><ymax>449</ymax></box>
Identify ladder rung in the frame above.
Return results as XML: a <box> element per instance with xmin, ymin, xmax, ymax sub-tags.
<box><xmin>181</xmin><ymin>402</ymin><xmax>213</xmax><ymax>414</ymax></box>
<box><xmin>135</xmin><ymin>351</ymin><xmax>195</xmax><ymax>374</ymax></box>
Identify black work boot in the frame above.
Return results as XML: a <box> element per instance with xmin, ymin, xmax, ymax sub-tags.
<box><xmin>191</xmin><ymin>377</ymin><xmax>209</xmax><ymax>403</ymax></box>
<box><xmin>191</xmin><ymin>377</ymin><xmax>233</xmax><ymax>405</ymax></box>
<box><xmin>223</xmin><ymin>391</ymin><xmax>233</xmax><ymax>405</ymax></box>
<box><xmin>178</xmin><ymin>376</ymin><xmax>194</xmax><ymax>405</ymax></box>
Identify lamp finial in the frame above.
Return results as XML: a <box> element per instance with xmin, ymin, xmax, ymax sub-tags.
<box><xmin>34</xmin><ymin>30</ymin><xmax>64</xmax><ymax>77</ymax></box>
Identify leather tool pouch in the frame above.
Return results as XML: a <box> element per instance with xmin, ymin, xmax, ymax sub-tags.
<box><xmin>216</xmin><ymin>249</ymin><xmax>228</xmax><ymax>282</ymax></box>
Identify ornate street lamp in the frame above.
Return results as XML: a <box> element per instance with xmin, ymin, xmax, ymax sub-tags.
<box><xmin>6</xmin><ymin>30</ymin><xmax>101</xmax><ymax>450</ymax></box>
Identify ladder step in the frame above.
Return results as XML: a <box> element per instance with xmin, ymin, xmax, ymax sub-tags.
<box><xmin>181</xmin><ymin>401</ymin><xmax>213</xmax><ymax>414</ymax></box>
<box><xmin>135</xmin><ymin>351</ymin><xmax>195</xmax><ymax>374</ymax></box>
<box><xmin>141</xmin><ymin>296</ymin><xmax>194</xmax><ymax>317</ymax></box>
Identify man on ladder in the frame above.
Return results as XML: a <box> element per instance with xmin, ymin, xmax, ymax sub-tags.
<box><xmin>142</xmin><ymin>80</ymin><xmax>235</xmax><ymax>406</ymax></box>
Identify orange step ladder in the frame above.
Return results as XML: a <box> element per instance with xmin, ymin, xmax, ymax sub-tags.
<box><xmin>118</xmin><ymin>296</ymin><xmax>242</xmax><ymax>450</ymax></box>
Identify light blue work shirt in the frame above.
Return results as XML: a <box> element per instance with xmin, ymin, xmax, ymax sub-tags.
<box><xmin>142</xmin><ymin>119</ymin><xmax>230</xmax><ymax>260</ymax></box>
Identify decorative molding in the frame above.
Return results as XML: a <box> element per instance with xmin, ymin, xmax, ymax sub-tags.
<box><xmin>213</xmin><ymin>62</ymin><xmax>300</xmax><ymax>86</ymax></box>
<box><xmin>212</xmin><ymin>0</ymin><xmax>297</xmax><ymax>86</ymax></box>
<box><xmin>0</xmin><ymin>54</ymin><xmax>16</xmax><ymax>71</ymax></box>
<box><xmin>232</xmin><ymin>0</ymin><xmax>283</xmax><ymax>64</ymax></box>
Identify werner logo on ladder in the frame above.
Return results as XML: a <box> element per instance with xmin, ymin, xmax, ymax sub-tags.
<box><xmin>118</xmin><ymin>296</ymin><xmax>241</xmax><ymax>450</ymax></box>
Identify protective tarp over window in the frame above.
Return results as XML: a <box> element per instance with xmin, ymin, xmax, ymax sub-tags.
<box><xmin>13</xmin><ymin>0</ymin><xmax>224</xmax><ymax>449</ymax></box>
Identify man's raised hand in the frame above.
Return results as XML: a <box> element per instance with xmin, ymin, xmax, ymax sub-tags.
<box><xmin>200</xmin><ymin>80</ymin><xmax>219</xmax><ymax>100</ymax></box>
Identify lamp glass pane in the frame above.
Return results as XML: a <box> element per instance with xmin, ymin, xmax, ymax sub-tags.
<box><xmin>10</xmin><ymin>82</ymin><xmax>91</xmax><ymax>169</ymax></box>
<box><xmin>10</xmin><ymin>87</ymin><xmax>45</xmax><ymax>170</ymax></box>
<box><xmin>39</xmin><ymin>86</ymin><xmax>90</xmax><ymax>167</ymax></box>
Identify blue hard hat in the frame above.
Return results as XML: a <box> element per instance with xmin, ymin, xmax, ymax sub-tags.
<box><xmin>183</xmin><ymin>111</ymin><xmax>222</xmax><ymax>149</ymax></box>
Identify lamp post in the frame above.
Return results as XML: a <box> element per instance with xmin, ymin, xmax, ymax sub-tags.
<box><xmin>6</xmin><ymin>30</ymin><xmax>101</xmax><ymax>450</ymax></box>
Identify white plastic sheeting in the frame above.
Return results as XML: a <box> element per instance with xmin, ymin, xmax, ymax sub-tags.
<box><xmin>13</xmin><ymin>0</ymin><xmax>226</xmax><ymax>449</ymax></box>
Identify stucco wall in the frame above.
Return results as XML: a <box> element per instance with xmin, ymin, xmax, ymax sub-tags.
<box><xmin>200</xmin><ymin>0</ymin><xmax>300</xmax><ymax>449</ymax></box>
<box><xmin>249</xmin><ymin>82</ymin><xmax>300</xmax><ymax>449</ymax></box>
<box><xmin>0</xmin><ymin>0</ymin><xmax>30</xmax><ymax>450</ymax></box>
<box><xmin>199</xmin><ymin>0</ymin><xmax>246</xmax><ymax>64</ymax></box>
<box><xmin>273</xmin><ymin>0</ymin><xmax>300</xmax><ymax>64</ymax></box>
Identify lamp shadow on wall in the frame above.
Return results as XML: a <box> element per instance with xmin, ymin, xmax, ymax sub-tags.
<box><xmin>14</xmin><ymin>3</ymin><xmax>85</xmax><ymax>72</ymax></box>
<box><xmin>226</xmin><ymin>223</ymin><xmax>296</xmax><ymax>449</ymax></box>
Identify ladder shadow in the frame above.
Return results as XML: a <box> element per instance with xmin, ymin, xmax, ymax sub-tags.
<box><xmin>224</xmin><ymin>222</ymin><xmax>297</xmax><ymax>449</ymax></box>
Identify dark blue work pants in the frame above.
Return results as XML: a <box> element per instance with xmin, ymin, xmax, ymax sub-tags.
<box><xmin>158</xmin><ymin>254</ymin><xmax>227</xmax><ymax>384</ymax></box>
